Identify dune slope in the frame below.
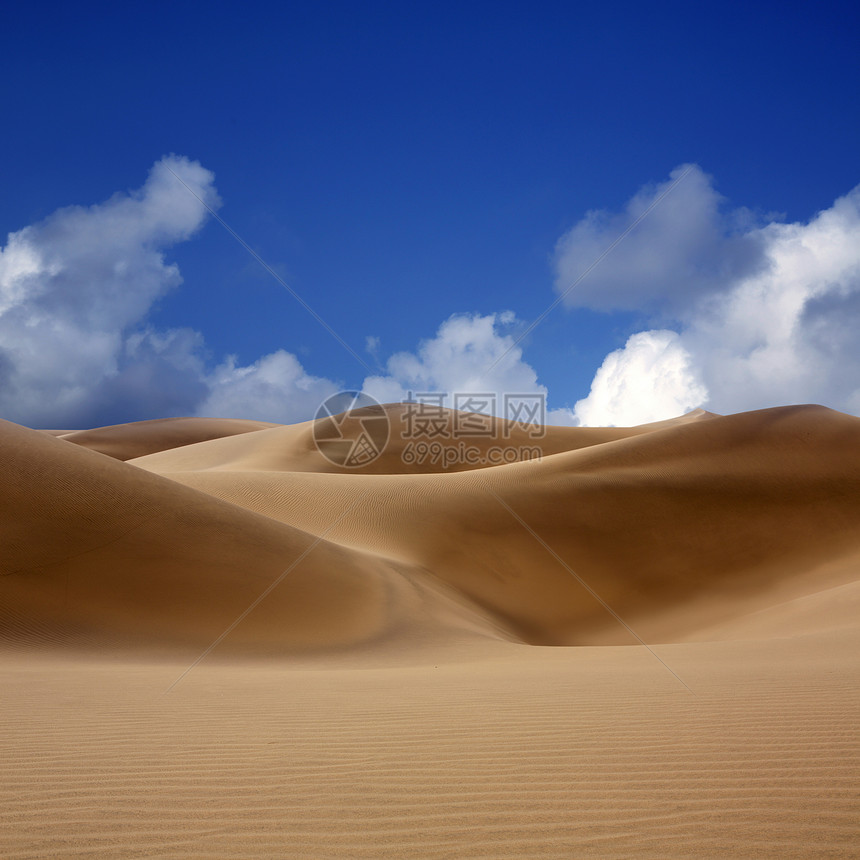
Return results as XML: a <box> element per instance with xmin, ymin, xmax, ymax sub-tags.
<box><xmin>131</xmin><ymin>405</ymin><xmax>860</xmax><ymax>645</ymax></box>
<box><xmin>0</xmin><ymin>418</ymin><xmax>510</xmax><ymax>657</ymax></box>
<box><xmin>57</xmin><ymin>416</ymin><xmax>279</xmax><ymax>460</ymax></box>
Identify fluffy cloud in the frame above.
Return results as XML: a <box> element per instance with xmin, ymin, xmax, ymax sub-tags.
<box><xmin>554</xmin><ymin>164</ymin><xmax>767</xmax><ymax>314</ymax></box>
<box><xmin>574</xmin><ymin>331</ymin><xmax>707</xmax><ymax>426</ymax></box>
<box><xmin>362</xmin><ymin>312</ymin><xmax>576</xmax><ymax>424</ymax></box>
<box><xmin>5</xmin><ymin>156</ymin><xmax>858</xmax><ymax>432</ymax></box>
<box><xmin>0</xmin><ymin>157</ymin><xmax>346</xmax><ymax>428</ymax></box>
<box><xmin>0</xmin><ymin>160</ymin><xmax>578</xmax><ymax>429</ymax></box>
<box><xmin>0</xmin><ymin>156</ymin><xmax>219</xmax><ymax>427</ymax></box>
<box><xmin>198</xmin><ymin>350</ymin><xmax>341</xmax><ymax>424</ymax></box>
<box><xmin>564</xmin><ymin>167</ymin><xmax>860</xmax><ymax>426</ymax></box>
<box><xmin>686</xmin><ymin>186</ymin><xmax>860</xmax><ymax>414</ymax></box>
<box><xmin>364</xmin><ymin>312</ymin><xmax>530</xmax><ymax>400</ymax></box>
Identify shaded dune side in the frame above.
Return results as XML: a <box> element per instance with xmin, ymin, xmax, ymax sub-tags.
<box><xmin>130</xmin><ymin>406</ymin><xmax>718</xmax><ymax>475</ymax></box>
<box><xmin>143</xmin><ymin>406</ymin><xmax>860</xmax><ymax>645</ymax></box>
<box><xmin>0</xmin><ymin>419</ymin><xmax>514</xmax><ymax>657</ymax></box>
<box><xmin>57</xmin><ymin>416</ymin><xmax>280</xmax><ymax>461</ymax></box>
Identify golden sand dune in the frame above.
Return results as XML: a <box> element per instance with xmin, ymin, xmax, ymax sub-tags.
<box><xmin>129</xmin><ymin>404</ymin><xmax>860</xmax><ymax>646</ymax></box>
<box><xmin>0</xmin><ymin>417</ymin><xmax>511</xmax><ymax>656</ymax></box>
<box><xmin>128</xmin><ymin>404</ymin><xmax>718</xmax><ymax>475</ymax></box>
<box><xmin>56</xmin><ymin>415</ymin><xmax>279</xmax><ymax>460</ymax></box>
<box><xmin>3</xmin><ymin>404</ymin><xmax>860</xmax><ymax>651</ymax></box>
<box><xmin>2</xmin><ymin>404</ymin><xmax>859</xmax><ymax>858</ymax></box>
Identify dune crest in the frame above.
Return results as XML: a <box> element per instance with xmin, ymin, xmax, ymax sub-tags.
<box><xmin>56</xmin><ymin>416</ymin><xmax>280</xmax><ymax>460</ymax></box>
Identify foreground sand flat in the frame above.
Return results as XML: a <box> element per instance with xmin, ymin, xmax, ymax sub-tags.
<box><xmin>2</xmin><ymin>405</ymin><xmax>859</xmax><ymax>857</ymax></box>
<box><xmin>2</xmin><ymin>635</ymin><xmax>859</xmax><ymax>859</ymax></box>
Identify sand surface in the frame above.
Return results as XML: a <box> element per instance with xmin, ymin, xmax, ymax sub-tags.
<box><xmin>1</xmin><ymin>404</ymin><xmax>859</xmax><ymax>857</ymax></box>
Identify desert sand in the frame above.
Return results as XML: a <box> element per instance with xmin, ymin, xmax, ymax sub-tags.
<box><xmin>1</xmin><ymin>404</ymin><xmax>859</xmax><ymax>858</ymax></box>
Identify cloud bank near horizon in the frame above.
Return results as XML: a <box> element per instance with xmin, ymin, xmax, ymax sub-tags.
<box><xmin>0</xmin><ymin>157</ymin><xmax>570</xmax><ymax>428</ymax></box>
<box><xmin>1</xmin><ymin>157</ymin><xmax>859</xmax><ymax>429</ymax></box>
<box><xmin>362</xmin><ymin>312</ymin><xmax>576</xmax><ymax>425</ymax></box>
<box><xmin>558</xmin><ymin>165</ymin><xmax>860</xmax><ymax>425</ymax></box>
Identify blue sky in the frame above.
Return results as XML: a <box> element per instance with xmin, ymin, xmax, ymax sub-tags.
<box><xmin>1</xmin><ymin>1</ymin><xmax>859</xmax><ymax>427</ymax></box>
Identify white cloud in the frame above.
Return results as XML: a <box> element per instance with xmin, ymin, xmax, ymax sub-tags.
<box><xmin>198</xmin><ymin>350</ymin><xmax>341</xmax><ymax>424</ymax></box>
<box><xmin>554</xmin><ymin>164</ymin><xmax>767</xmax><ymax>315</ymax></box>
<box><xmin>361</xmin><ymin>311</ymin><xmax>577</xmax><ymax>424</ymax></box>
<box><xmin>0</xmin><ymin>157</ymin><xmax>348</xmax><ymax>428</ymax></box>
<box><xmin>365</xmin><ymin>335</ymin><xmax>381</xmax><ymax>358</ymax></box>
<box><xmin>6</xmin><ymin>156</ymin><xmax>858</xmax><ymax>433</ymax></box>
<box><xmin>574</xmin><ymin>331</ymin><xmax>708</xmax><ymax>426</ymax></box>
<box><xmin>684</xmin><ymin>184</ymin><xmax>860</xmax><ymax>414</ymax></box>
<box><xmin>565</xmin><ymin>167</ymin><xmax>860</xmax><ymax>425</ymax></box>
<box><xmin>0</xmin><ymin>155</ymin><xmax>219</xmax><ymax>427</ymax></box>
<box><xmin>363</xmin><ymin>312</ymin><xmax>531</xmax><ymax>400</ymax></box>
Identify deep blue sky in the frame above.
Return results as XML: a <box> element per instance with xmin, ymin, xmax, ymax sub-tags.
<box><xmin>2</xmin><ymin>0</ymin><xmax>859</xmax><ymax>423</ymax></box>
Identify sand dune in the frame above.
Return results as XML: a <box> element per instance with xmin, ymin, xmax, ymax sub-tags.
<box><xmin>129</xmin><ymin>404</ymin><xmax>860</xmax><ymax>646</ymax></box>
<box><xmin>127</xmin><ymin>404</ymin><xmax>718</xmax><ymax>475</ymax></box>
<box><xmin>2</xmin><ymin>403</ymin><xmax>859</xmax><ymax>858</ymax></box>
<box><xmin>0</xmin><ymin>417</ymin><xmax>511</xmax><ymax>657</ymax></box>
<box><xmin>57</xmin><ymin>415</ymin><xmax>279</xmax><ymax>460</ymax></box>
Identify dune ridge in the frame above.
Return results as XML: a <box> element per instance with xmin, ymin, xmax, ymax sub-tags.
<box><xmin>2</xmin><ymin>404</ymin><xmax>860</xmax><ymax>654</ymax></box>
<box><xmin>133</xmin><ymin>404</ymin><xmax>860</xmax><ymax>647</ymax></box>
<box><xmin>57</xmin><ymin>416</ymin><xmax>279</xmax><ymax>461</ymax></box>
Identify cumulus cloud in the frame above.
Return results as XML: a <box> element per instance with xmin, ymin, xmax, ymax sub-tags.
<box><xmin>196</xmin><ymin>312</ymin><xmax>579</xmax><ymax>426</ymax></box>
<box><xmin>0</xmin><ymin>155</ymin><xmax>219</xmax><ymax>426</ymax></box>
<box><xmin>554</xmin><ymin>164</ymin><xmax>767</xmax><ymax>314</ymax></box>
<box><xmin>0</xmin><ymin>157</ymin><xmax>346</xmax><ymax>428</ymax></box>
<box><xmin>363</xmin><ymin>312</ymin><xmax>531</xmax><ymax>401</ymax></box>
<box><xmin>574</xmin><ymin>331</ymin><xmax>708</xmax><ymax>426</ymax></box>
<box><xmin>361</xmin><ymin>312</ymin><xmax>577</xmax><ymax>425</ymax></box>
<box><xmin>0</xmin><ymin>159</ymin><xmax>577</xmax><ymax>430</ymax></box>
<box><xmin>565</xmin><ymin>167</ymin><xmax>860</xmax><ymax>426</ymax></box>
<box><xmin>6</xmin><ymin>156</ymin><xmax>858</xmax><ymax>433</ymax></box>
<box><xmin>685</xmin><ymin>185</ymin><xmax>860</xmax><ymax>414</ymax></box>
<box><xmin>198</xmin><ymin>350</ymin><xmax>341</xmax><ymax>424</ymax></box>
